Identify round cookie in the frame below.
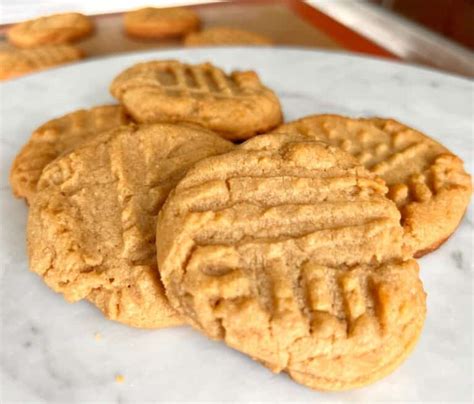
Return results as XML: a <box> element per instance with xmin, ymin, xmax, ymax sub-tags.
<box><xmin>156</xmin><ymin>133</ymin><xmax>426</xmax><ymax>390</ymax></box>
<box><xmin>124</xmin><ymin>7</ymin><xmax>200</xmax><ymax>39</ymax></box>
<box><xmin>10</xmin><ymin>105</ymin><xmax>130</xmax><ymax>203</ymax></box>
<box><xmin>273</xmin><ymin>115</ymin><xmax>472</xmax><ymax>257</ymax></box>
<box><xmin>7</xmin><ymin>13</ymin><xmax>93</xmax><ymax>48</ymax></box>
<box><xmin>185</xmin><ymin>27</ymin><xmax>272</xmax><ymax>46</ymax></box>
<box><xmin>0</xmin><ymin>44</ymin><xmax>84</xmax><ymax>81</ymax></box>
<box><xmin>110</xmin><ymin>60</ymin><xmax>282</xmax><ymax>141</ymax></box>
<box><xmin>28</xmin><ymin>123</ymin><xmax>234</xmax><ymax>328</ymax></box>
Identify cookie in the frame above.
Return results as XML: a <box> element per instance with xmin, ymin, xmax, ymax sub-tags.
<box><xmin>0</xmin><ymin>45</ymin><xmax>84</xmax><ymax>80</ymax></box>
<box><xmin>7</xmin><ymin>13</ymin><xmax>93</xmax><ymax>48</ymax></box>
<box><xmin>10</xmin><ymin>105</ymin><xmax>130</xmax><ymax>203</ymax></box>
<box><xmin>27</xmin><ymin>123</ymin><xmax>233</xmax><ymax>328</ymax></box>
<box><xmin>124</xmin><ymin>7</ymin><xmax>199</xmax><ymax>39</ymax></box>
<box><xmin>184</xmin><ymin>27</ymin><xmax>272</xmax><ymax>46</ymax></box>
<box><xmin>156</xmin><ymin>133</ymin><xmax>426</xmax><ymax>390</ymax></box>
<box><xmin>110</xmin><ymin>60</ymin><xmax>282</xmax><ymax>140</ymax></box>
<box><xmin>273</xmin><ymin>115</ymin><xmax>472</xmax><ymax>257</ymax></box>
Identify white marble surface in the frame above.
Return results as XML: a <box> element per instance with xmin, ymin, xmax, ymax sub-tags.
<box><xmin>0</xmin><ymin>48</ymin><xmax>472</xmax><ymax>403</ymax></box>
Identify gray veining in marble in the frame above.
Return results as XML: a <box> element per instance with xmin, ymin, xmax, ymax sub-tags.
<box><xmin>0</xmin><ymin>47</ymin><xmax>472</xmax><ymax>403</ymax></box>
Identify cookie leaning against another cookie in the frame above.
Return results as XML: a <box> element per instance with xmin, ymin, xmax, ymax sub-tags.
<box><xmin>28</xmin><ymin>123</ymin><xmax>234</xmax><ymax>328</ymax></box>
<box><xmin>124</xmin><ymin>7</ymin><xmax>200</xmax><ymax>39</ymax></box>
<box><xmin>7</xmin><ymin>13</ymin><xmax>93</xmax><ymax>48</ymax></box>
<box><xmin>273</xmin><ymin>115</ymin><xmax>472</xmax><ymax>257</ymax></box>
<box><xmin>10</xmin><ymin>105</ymin><xmax>130</xmax><ymax>203</ymax></box>
<box><xmin>156</xmin><ymin>132</ymin><xmax>426</xmax><ymax>391</ymax></box>
<box><xmin>110</xmin><ymin>60</ymin><xmax>282</xmax><ymax>140</ymax></box>
<box><xmin>0</xmin><ymin>45</ymin><xmax>84</xmax><ymax>81</ymax></box>
<box><xmin>184</xmin><ymin>27</ymin><xmax>272</xmax><ymax>46</ymax></box>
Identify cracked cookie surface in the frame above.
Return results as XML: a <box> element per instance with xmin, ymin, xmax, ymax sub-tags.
<box><xmin>156</xmin><ymin>132</ymin><xmax>426</xmax><ymax>390</ymax></box>
<box><xmin>10</xmin><ymin>105</ymin><xmax>130</xmax><ymax>203</ymax></box>
<box><xmin>27</xmin><ymin>123</ymin><xmax>233</xmax><ymax>328</ymax></box>
<box><xmin>273</xmin><ymin>115</ymin><xmax>472</xmax><ymax>256</ymax></box>
<box><xmin>110</xmin><ymin>60</ymin><xmax>282</xmax><ymax>140</ymax></box>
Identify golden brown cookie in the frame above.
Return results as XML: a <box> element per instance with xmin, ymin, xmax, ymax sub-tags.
<box><xmin>10</xmin><ymin>105</ymin><xmax>130</xmax><ymax>203</ymax></box>
<box><xmin>27</xmin><ymin>123</ymin><xmax>233</xmax><ymax>328</ymax></box>
<box><xmin>110</xmin><ymin>60</ymin><xmax>282</xmax><ymax>140</ymax></box>
<box><xmin>7</xmin><ymin>13</ymin><xmax>93</xmax><ymax>48</ymax></box>
<box><xmin>0</xmin><ymin>45</ymin><xmax>84</xmax><ymax>80</ymax></box>
<box><xmin>184</xmin><ymin>27</ymin><xmax>272</xmax><ymax>46</ymax></box>
<box><xmin>273</xmin><ymin>115</ymin><xmax>472</xmax><ymax>257</ymax></box>
<box><xmin>124</xmin><ymin>7</ymin><xmax>199</xmax><ymax>39</ymax></box>
<box><xmin>156</xmin><ymin>133</ymin><xmax>426</xmax><ymax>391</ymax></box>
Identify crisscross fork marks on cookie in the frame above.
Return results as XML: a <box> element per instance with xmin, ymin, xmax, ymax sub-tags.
<box><xmin>27</xmin><ymin>123</ymin><xmax>233</xmax><ymax>328</ymax></box>
<box><xmin>157</xmin><ymin>133</ymin><xmax>426</xmax><ymax>390</ymax></box>
<box><xmin>129</xmin><ymin>62</ymin><xmax>240</xmax><ymax>100</ymax></box>
<box><xmin>10</xmin><ymin>105</ymin><xmax>128</xmax><ymax>202</ymax></box>
<box><xmin>272</xmin><ymin>115</ymin><xmax>472</xmax><ymax>256</ymax></box>
<box><xmin>299</xmin><ymin>264</ymin><xmax>387</xmax><ymax>334</ymax></box>
<box><xmin>110</xmin><ymin>60</ymin><xmax>282</xmax><ymax>140</ymax></box>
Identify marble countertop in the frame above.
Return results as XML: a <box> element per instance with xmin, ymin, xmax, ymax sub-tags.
<box><xmin>0</xmin><ymin>48</ymin><xmax>472</xmax><ymax>402</ymax></box>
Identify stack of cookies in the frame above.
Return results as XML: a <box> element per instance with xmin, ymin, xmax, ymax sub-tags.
<box><xmin>10</xmin><ymin>59</ymin><xmax>471</xmax><ymax>391</ymax></box>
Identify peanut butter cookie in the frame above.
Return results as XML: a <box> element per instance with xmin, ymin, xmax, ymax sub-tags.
<box><xmin>156</xmin><ymin>133</ymin><xmax>426</xmax><ymax>390</ymax></box>
<box><xmin>185</xmin><ymin>27</ymin><xmax>272</xmax><ymax>46</ymax></box>
<box><xmin>110</xmin><ymin>60</ymin><xmax>282</xmax><ymax>140</ymax></box>
<box><xmin>124</xmin><ymin>7</ymin><xmax>199</xmax><ymax>39</ymax></box>
<box><xmin>0</xmin><ymin>45</ymin><xmax>83</xmax><ymax>80</ymax></box>
<box><xmin>7</xmin><ymin>13</ymin><xmax>93</xmax><ymax>48</ymax></box>
<box><xmin>10</xmin><ymin>105</ymin><xmax>130</xmax><ymax>203</ymax></box>
<box><xmin>28</xmin><ymin>123</ymin><xmax>233</xmax><ymax>328</ymax></box>
<box><xmin>273</xmin><ymin>115</ymin><xmax>472</xmax><ymax>257</ymax></box>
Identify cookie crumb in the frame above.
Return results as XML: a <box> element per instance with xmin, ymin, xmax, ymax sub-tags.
<box><xmin>115</xmin><ymin>374</ymin><xmax>125</xmax><ymax>384</ymax></box>
<box><xmin>94</xmin><ymin>332</ymin><xmax>102</xmax><ymax>341</ymax></box>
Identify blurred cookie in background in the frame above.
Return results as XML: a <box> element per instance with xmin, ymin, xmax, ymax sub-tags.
<box><xmin>0</xmin><ymin>44</ymin><xmax>84</xmax><ymax>80</ymax></box>
<box><xmin>7</xmin><ymin>12</ymin><xmax>93</xmax><ymax>48</ymax></box>
<box><xmin>124</xmin><ymin>7</ymin><xmax>200</xmax><ymax>39</ymax></box>
<box><xmin>185</xmin><ymin>27</ymin><xmax>272</xmax><ymax>46</ymax></box>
